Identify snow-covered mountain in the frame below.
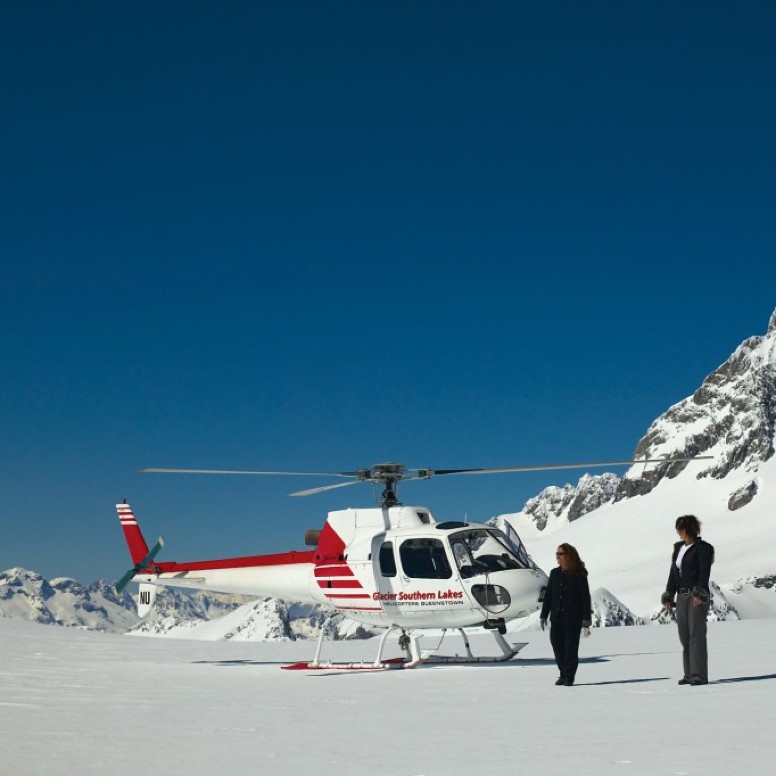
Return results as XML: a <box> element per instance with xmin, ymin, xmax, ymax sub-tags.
<box><xmin>619</xmin><ymin>306</ymin><xmax>776</xmax><ymax>502</ymax></box>
<box><xmin>0</xmin><ymin>566</ymin><xmax>374</xmax><ymax>641</ymax></box>
<box><xmin>518</xmin><ymin>472</ymin><xmax>620</xmax><ymax>531</ymax></box>
<box><xmin>512</xmin><ymin>308</ymin><xmax>776</xmax><ymax>534</ymax></box>
<box><xmin>500</xmin><ymin>307</ymin><xmax>776</xmax><ymax>620</ymax></box>
<box><xmin>131</xmin><ymin>596</ymin><xmax>372</xmax><ymax>641</ymax></box>
<box><xmin>0</xmin><ymin>568</ymin><xmax>140</xmax><ymax>632</ymax></box>
<box><xmin>590</xmin><ymin>587</ymin><xmax>644</xmax><ymax>627</ymax></box>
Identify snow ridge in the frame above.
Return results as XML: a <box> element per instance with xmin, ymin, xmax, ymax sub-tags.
<box><xmin>508</xmin><ymin>307</ymin><xmax>776</xmax><ymax>529</ymax></box>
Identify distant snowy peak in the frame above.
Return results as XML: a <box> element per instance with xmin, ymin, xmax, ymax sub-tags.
<box><xmin>128</xmin><ymin>587</ymin><xmax>253</xmax><ymax>636</ymax></box>
<box><xmin>521</xmin><ymin>473</ymin><xmax>620</xmax><ymax>531</ymax></box>
<box><xmin>619</xmin><ymin>308</ymin><xmax>776</xmax><ymax>504</ymax></box>
<box><xmin>0</xmin><ymin>567</ymin><xmax>138</xmax><ymax>631</ymax></box>
<box><xmin>133</xmin><ymin>597</ymin><xmax>295</xmax><ymax>640</ymax></box>
<box><xmin>133</xmin><ymin>597</ymin><xmax>375</xmax><ymax>641</ymax></box>
<box><xmin>0</xmin><ymin>567</ymin><xmax>374</xmax><ymax>642</ymax></box>
<box><xmin>508</xmin><ymin>308</ymin><xmax>776</xmax><ymax>534</ymax></box>
<box><xmin>0</xmin><ymin>566</ymin><xmax>280</xmax><ymax>636</ymax></box>
<box><xmin>590</xmin><ymin>588</ymin><xmax>644</xmax><ymax>627</ymax></box>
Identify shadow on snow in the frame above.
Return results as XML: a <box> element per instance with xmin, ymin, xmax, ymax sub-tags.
<box><xmin>712</xmin><ymin>673</ymin><xmax>776</xmax><ymax>684</ymax></box>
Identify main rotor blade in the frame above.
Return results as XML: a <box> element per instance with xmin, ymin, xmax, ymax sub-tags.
<box><xmin>430</xmin><ymin>457</ymin><xmax>712</xmax><ymax>476</ymax></box>
<box><xmin>290</xmin><ymin>480</ymin><xmax>365</xmax><ymax>497</ymax></box>
<box><xmin>140</xmin><ymin>468</ymin><xmax>355</xmax><ymax>477</ymax></box>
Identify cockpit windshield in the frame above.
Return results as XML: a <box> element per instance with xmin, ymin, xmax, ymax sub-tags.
<box><xmin>448</xmin><ymin>528</ymin><xmax>530</xmax><ymax>579</ymax></box>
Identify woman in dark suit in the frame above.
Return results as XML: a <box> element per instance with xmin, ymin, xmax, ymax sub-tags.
<box><xmin>540</xmin><ymin>543</ymin><xmax>592</xmax><ymax>686</ymax></box>
<box><xmin>661</xmin><ymin>514</ymin><xmax>714</xmax><ymax>685</ymax></box>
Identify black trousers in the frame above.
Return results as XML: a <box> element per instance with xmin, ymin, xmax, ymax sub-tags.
<box><xmin>676</xmin><ymin>593</ymin><xmax>709</xmax><ymax>683</ymax></box>
<box><xmin>549</xmin><ymin>618</ymin><xmax>582</xmax><ymax>681</ymax></box>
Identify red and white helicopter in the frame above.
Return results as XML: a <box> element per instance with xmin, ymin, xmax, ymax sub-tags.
<box><xmin>115</xmin><ymin>457</ymin><xmax>702</xmax><ymax>670</ymax></box>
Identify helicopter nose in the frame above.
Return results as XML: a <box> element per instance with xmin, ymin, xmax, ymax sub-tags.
<box><xmin>469</xmin><ymin>580</ymin><xmax>512</xmax><ymax>612</ymax></box>
<box><xmin>502</xmin><ymin>569</ymin><xmax>548</xmax><ymax>618</ymax></box>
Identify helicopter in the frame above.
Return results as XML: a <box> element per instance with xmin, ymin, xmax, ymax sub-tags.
<box><xmin>115</xmin><ymin>456</ymin><xmax>708</xmax><ymax>670</ymax></box>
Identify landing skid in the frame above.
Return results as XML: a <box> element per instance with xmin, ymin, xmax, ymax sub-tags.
<box><xmin>281</xmin><ymin>619</ymin><xmax>528</xmax><ymax>671</ymax></box>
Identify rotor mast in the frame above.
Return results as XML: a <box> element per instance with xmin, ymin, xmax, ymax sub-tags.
<box><xmin>367</xmin><ymin>462</ymin><xmax>407</xmax><ymax>507</ymax></box>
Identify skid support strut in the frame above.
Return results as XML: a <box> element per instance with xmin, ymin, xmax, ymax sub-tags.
<box><xmin>282</xmin><ymin>621</ymin><xmax>528</xmax><ymax>670</ymax></box>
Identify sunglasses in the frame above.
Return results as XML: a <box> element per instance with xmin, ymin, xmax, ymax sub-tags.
<box><xmin>555</xmin><ymin>551</ymin><xmax>566</xmax><ymax>556</ymax></box>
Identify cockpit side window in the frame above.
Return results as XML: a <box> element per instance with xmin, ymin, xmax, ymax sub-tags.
<box><xmin>399</xmin><ymin>538</ymin><xmax>452</xmax><ymax>579</ymax></box>
<box><xmin>379</xmin><ymin>541</ymin><xmax>397</xmax><ymax>577</ymax></box>
<box><xmin>451</xmin><ymin>538</ymin><xmax>475</xmax><ymax>578</ymax></box>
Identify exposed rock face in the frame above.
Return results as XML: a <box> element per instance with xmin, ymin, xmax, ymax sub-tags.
<box><xmin>516</xmin><ymin>309</ymin><xmax>776</xmax><ymax>531</ymax></box>
<box><xmin>522</xmin><ymin>473</ymin><xmax>620</xmax><ymax>529</ymax></box>
<box><xmin>730</xmin><ymin>574</ymin><xmax>776</xmax><ymax>591</ymax></box>
<box><xmin>728</xmin><ymin>480</ymin><xmax>758</xmax><ymax>511</ymax></box>
<box><xmin>617</xmin><ymin>313</ymin><xmax>776</xmax><ymax>501</ymax></box>
<box><xmin>590</xmin><ymin>588</ymin><xmax>644</xmax><ymax>627</ymax></box>
<box><xmin>707</xmin><ymin>582</ymin><xmax>741</xmax><ymax>621</ymax></box>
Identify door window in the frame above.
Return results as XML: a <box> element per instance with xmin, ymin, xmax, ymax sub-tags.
<box><xmin>379</xmin><ymin>541</ymin><xmax>397</xmax><ymax>577</ymax></box>
<box><xmin>399</xmin><ymin>538</ymin><xmax>452</xmax><ymax>579</ymax></box>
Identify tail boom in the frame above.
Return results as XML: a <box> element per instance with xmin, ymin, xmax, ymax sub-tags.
<box><xmin>134</xmin><ymin>553</ymin><xmax>317</xmax><ymax>601</ymax></box>
<box><xmin>116</xmin><ymin>502</ymin><xmax>318</xmax><ymax>602</ymax></box>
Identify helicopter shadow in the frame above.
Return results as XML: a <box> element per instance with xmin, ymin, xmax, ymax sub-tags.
<box><xmin>303</xmin><ymin>656</ymin><xmax>611</xmax><ymax>677</ymax></box>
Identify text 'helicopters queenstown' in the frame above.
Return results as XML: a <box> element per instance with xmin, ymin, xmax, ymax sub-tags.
<box><xmin>115</xmin><ymin>457</ymin><xmax>707</xmax><ymax>670</ymax></box>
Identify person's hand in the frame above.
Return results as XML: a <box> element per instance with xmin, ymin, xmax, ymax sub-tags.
<box><xmin>692</xmin><ymin>587</ymin><xmax>710</xmax><ymax>606</ymax></box>
<box><xmin>581</xmin><ymin>626</ymin><xmax>591</xmax><ymax>639</ymax></box>
<box><xmin>540</xmin><ymin>618</ymin><xmax>547</xmax><ymax>631</ymax></box>
<box><xmin>661</xmin><ymin>592</ymin><xmax>674</xmax><ymax>610</ymax></box>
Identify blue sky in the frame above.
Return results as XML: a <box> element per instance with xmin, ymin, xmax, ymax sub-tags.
<box><xmin>1</xmin><ymin>2</ymin><xmax>775</xmax><ymax>583</ymax></box>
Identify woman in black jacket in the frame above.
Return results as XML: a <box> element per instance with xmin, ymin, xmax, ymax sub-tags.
<box><xmin>661</xmin><ymin>514</ymin><xmax>714</xmax><ymax>685</ymax></box>
<box><xmin>540</xmin><ymin>543</ymin><xmax>592</xmax><ymax>686</ymax></box>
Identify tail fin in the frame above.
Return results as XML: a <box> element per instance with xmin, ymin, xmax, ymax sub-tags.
<box><xmin>117</xmin><ymin>501</ymin><xmax>150</xmax><ymax>565</ymax></box>
<box><xmin>115</xmin><ymin>501</ymin><xmax>165</xmax><ymax>595</ymax></box>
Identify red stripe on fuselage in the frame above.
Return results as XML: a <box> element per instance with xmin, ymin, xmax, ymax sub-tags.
<box><xmin>314</xmin><ymin>565</ymin><xmax>354</xmax><ymax>577</ymax></box>
<box><xmin>148</xmin><ymin>550</ymin><xmax>315</xmax><ymax>573</ymax></box>
<box><xmin>316</xmin><ymin>579</ymin><xmax>363</xmax><ymax>589</ymax></box>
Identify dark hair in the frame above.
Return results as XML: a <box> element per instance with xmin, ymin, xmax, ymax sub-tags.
<box><xmin>675</xmin><ymin>514</ymin><xmax>701</xmax><ymax>539</ymax></box>
<box><xmin>557</xmin><ymin>543</ymin><xmax>587</xmax><ymax>575</ymax></box>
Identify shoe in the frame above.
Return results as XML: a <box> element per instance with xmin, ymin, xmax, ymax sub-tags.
<box><xmin>690</xmin><ymin>679</ymin><xmax>708</xmax><ymax>686</ymax></box>
<box><xmin>677</xmin><ymin>678</ymin><xmax>691</xmax><ymax>685</ymax></box>
<box><xmin>562</xmin><ymin>678</ymin><xmax>574</xmax><ymax>686</ymax></box>
<box><xmin>554</xmin><ymin>678</ymin><xmax>564</xmax><ymax>685</ymax></box>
